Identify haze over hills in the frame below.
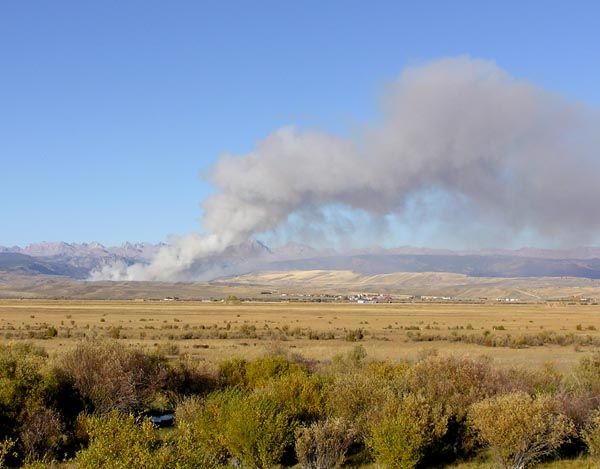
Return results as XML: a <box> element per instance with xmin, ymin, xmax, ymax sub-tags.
<box><xmin>2</xmin><ymin>241</ymin><xmax>600</xmax><ymax>281</ymax></box>
<box><xmin>0</xmin><ymin>242</ymin><xmax>163</xmax><ymax>278</ymax></box>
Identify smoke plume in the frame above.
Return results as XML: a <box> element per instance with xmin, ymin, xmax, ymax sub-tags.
<box><xmin>93</xmin><ymin>57</ymin><xmax>600</xmax><ymax>281</ymax></box>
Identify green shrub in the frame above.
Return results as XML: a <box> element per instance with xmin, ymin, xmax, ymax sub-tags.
<box><xmin>0</xmin><ymin>344</ymin><xmax>65</xmax><ymax>447</ymax></box>
<box><xmin>218</xmin><ymin>354</ymin><xmax>308</xmax><ymax>391</ymax></box>
<box><xmin>0</xmin><ymin>439</ymin><xmax>14</xmax><ymax>469</ymax></box>
<box><xmin>75</xmin><ymin>411</ymin><xmax>175</xmax><ymax>469</ymax></box>
<box><xmin>405</xmin><ymin>355</ymin><xmax>514</xmax><ymax>460</ymax></box>
<box><xmin>0</xmin><ymin>342</ymin><xmax>594</xmax><ymax>468</ymax></box>
<box><xmin>245</xmin><ymin>354</ymin><xmax>306</xmax><ymax>389</ymax></box>
<box><xmin>0</xmin><ymin>343</ymin><xmax>47</xmax><ymax>390</ymax></box>
<box><xmin>75</xmin><ymin>412</ymin><xmax>171</xmax><ymax>469</ymax></box>
<box><xmin>469</xmin><ymin>392</ymin><xmax>574</xmax><ymax>468</ymax></box>
<box><xmin>173</xmin><ymin>395</ymin><xmax>204</xmax><ymax>426</ymax></box>
<box><xmin>501</xmin><ymin>362</ymin><xmax>563</xmax><ymax>395</ymax></box>
<box><xmin>0</xmin><ymin>344</ymin><xmax>81</xmax><ymax>466</ymax></box>
<box><xmin>326</xmin><ymin>361</ymin><xmax>407</xmax><ymax>438</ymax></box>
<box><xmin>568</xmin><ymin>352</ymin><xmax>600</xmax><ymax>395</ymax></box>
<box><xmin>583</xmin><ymin>410</ymin><xmax>600</xmax><ymax>463</ymax></box>
<box><xmin>224</xmin><ymin>388</ymin><xmax>296</xmax><ymax>468</ymax></box>
<box><xmin>174</xmin><ymin>391</ymin><xmax>238</xmax><ymax>466</ymax></box>
<box><xmin>218</xmin><ymin>357</ymin><xmax>248</xmax><ymax>388</ymax></box>
<box><xmin>263</xmin><ymin>372</ymin><xmax>327</xmax><ymax>424</ymax></box>
<box><xmin>169</xmin><ymin>420</ymin><xmax>221</xmax><ymax>468</ymax></box>
<box><xmin>76</xmin><ymin>410</ymin><xmax>220</xmax><ymax>468</ymax></box>
<box><xmin>367</xmin><ymin>393</ymin><xmax>447</xmax><ymax>469</ymax></box>
<box><xmin>178</xmin><ymin>364</ymin><xmax>323</xmax><ymax>466</ymax></box>
<box><xmin>407</xmin><ymin>356</ymin><xmax>503</xmax><ymax>420</ymax></box>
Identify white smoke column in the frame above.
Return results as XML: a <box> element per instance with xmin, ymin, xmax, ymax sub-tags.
<box><xmin>96</xmin><ymin>56</ymin><xmax>600</xmax><ymax>281</ymax></box>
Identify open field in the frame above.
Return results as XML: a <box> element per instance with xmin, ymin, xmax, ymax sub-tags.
<box><xmin>3</xmin><ymin>299</ymin><xmax>600</xmax><ymax>467</ymax></box>
<box><xmin>3</xmin><ymin>299</ymin><xmax>600</xmax><ymax>370</ymax></box>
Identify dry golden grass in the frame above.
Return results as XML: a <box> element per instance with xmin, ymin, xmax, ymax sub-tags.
<box><xmin>2</xmin><ymin>299</ymin><xmax>600</xmax><ymax>370</ymax></box>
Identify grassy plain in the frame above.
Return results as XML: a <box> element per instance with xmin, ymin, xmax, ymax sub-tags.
<box><xmin>1</xmin><ymin>299</ymin><xmax>600</xmax><ymax>370</ymax></box>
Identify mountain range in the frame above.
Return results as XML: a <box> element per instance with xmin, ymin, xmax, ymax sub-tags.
<box><xmin>2</xmin><ymin>241</ymin><xmax>600</xmax><ymax>280</ymax></box>
<box><xmin>0</xmin><ymin>242</ymin><xmax>163</xmax><ymax>278</ymax></box>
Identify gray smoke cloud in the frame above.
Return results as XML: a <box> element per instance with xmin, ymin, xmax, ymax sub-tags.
<box><xmin>93</xmin><ymin>56</ymin><xmax>600</xmax><ymax>281</ymax></box>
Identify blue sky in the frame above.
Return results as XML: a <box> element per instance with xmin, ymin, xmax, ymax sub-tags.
<box><xmin>1</xmin><ymin>0</ymin><xmax>599</xmax><ymax>247</ymax></box>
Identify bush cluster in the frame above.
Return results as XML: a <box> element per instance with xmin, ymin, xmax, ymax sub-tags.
<box><xmin>407</xmin><ymin>329</ymin><xmax>600</xmax><ymax>348</ymax></box>
<box><xmin>2</xmin><ymin>341</ymin><xmax>600</xmax><ymax>467</ymax></box>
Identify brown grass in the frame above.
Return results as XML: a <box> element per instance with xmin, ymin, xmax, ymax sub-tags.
<box><xmin>1</xmin><ymin>300</ymin><xmax>600</xmax><ymax>370</ymax></box>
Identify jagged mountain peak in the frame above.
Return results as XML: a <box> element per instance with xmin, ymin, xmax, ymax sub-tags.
<box><xmin>3</xmin><ymin>240</ymin><xmax>600</xmax><ymax>281</ymax></box>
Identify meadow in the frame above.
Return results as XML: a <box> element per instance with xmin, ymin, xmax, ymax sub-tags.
<box><xmin>2</xmin><ymin>299</ymin><xmax>600</xmax><ymax>370</ymax></box>
<box><xmin>2</xmin><ymin>299</ymin><xmax>600</xmax><ymax>467</ymax></box>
